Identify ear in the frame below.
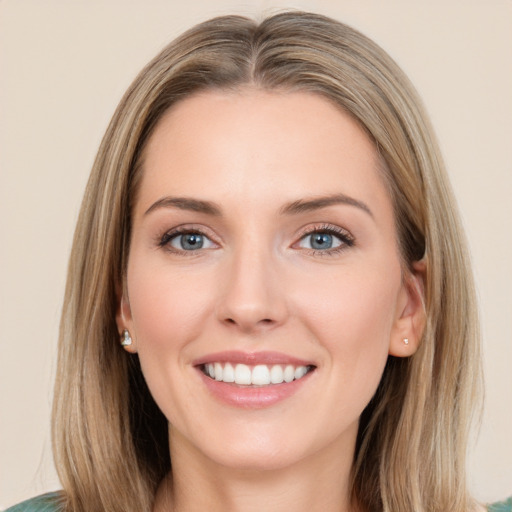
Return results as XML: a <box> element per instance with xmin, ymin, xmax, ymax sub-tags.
<box><xmin>388</xmin><ymin>259</ymin><xmax>426</xmax><ymax>357</ymax></box>
<box><xmin>115</xmin><ymin>284</ymin><xmax>137</xmax><ymax>354</ymax></box>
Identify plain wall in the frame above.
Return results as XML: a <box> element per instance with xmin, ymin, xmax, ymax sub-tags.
<box><xmin>1</xmin><ymin>0</ymin><xmax>511</xmax><ymax>508</ymax></box>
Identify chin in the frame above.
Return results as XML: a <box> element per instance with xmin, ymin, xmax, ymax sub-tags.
<box><xmin>193</xmin><ymin>425</ymin><xmax>324</xmax><ymax>473</ymax></box>
<box><xmin>211</xmin><ymin>445</ymin><xmax>305</xmax><ymax>473</ymax></box>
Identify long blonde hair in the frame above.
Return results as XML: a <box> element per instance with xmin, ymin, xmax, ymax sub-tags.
<box><xmin>52</xmin><ymin>11</ymin><xmax>482</xmax><ymax>512</ymax></box>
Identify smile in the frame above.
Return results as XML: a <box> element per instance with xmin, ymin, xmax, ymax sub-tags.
<box><xmin>201</xmin><ymin>362</ymin><xmax>314</xmax><ymax>386</ymax></box>
<box><xmin>194</xmin><ymin>351</ymin><xmax>317</xmax><ymax>407</ymax></box>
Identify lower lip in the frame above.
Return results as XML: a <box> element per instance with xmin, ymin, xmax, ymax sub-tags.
<box><xmin>197</xmin><ymin>368</ymin><xmax>313</xmax><ymax>409</ymax></box>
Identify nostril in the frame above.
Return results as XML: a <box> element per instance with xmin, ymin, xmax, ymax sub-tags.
<box><xmin>223</xmin><ymin>317</ymin><xmax>274</xmax><ymax>328</ymax></box>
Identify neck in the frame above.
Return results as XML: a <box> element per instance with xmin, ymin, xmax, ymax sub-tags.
<box><xmin>154</xmin><ymin>428</ymin><xmax>359</xmax><ymax>512</ymax></box>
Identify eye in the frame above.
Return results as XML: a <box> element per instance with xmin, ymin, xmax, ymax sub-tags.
<box><xmin>160</xmin><ymin>230</ymin><xmax>216</xmax><ymax>252</ymax></box>
<box><xmin>299</xmin><ymin>232</ymin><xmax>341</xmax><ymax>250</ymax></box>
<box><xmin>295</xmin><ymin>225</ymin><xmax>354</xmax><ymax>254</ymax></box>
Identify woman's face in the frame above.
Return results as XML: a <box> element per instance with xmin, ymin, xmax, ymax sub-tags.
<box><xmin>119</xmin><ymin>89</ymin><xmax>423</xmax><ymax>471</ymax></box>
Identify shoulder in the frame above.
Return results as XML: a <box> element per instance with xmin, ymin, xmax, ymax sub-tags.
<box><xmin>4</xmin><ymin>492</ymin><xmax>63</xmax><ymax>512</ymax></box>
<box><xmin>487</xmin><ymin>497</ymin><xmax>512</xmax><ymax>512</ymax></box>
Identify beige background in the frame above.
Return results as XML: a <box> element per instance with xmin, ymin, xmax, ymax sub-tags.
<box><xmin>1</xmin><ymin>0</ymin><xmax>511</xmax><ymax>508</ymax></box>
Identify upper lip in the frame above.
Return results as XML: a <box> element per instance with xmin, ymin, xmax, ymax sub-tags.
<box><xmin>192</xmin><ymin>350</ymin><xmax>315</xmax><ymax>367</ymax></box>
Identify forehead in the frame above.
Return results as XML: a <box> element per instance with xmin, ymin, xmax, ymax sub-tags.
<box><xmin>137</xmin><ymin>88</ymin><xmax>391</xmax><ymax>219</ymax></box>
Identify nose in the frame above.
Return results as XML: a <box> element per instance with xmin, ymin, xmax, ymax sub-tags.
<box><xmin>216</xmin><ymin>245</ymin><xmax>289</xmax><ymax>334</ymax></box>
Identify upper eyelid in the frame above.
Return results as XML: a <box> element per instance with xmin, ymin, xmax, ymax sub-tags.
<box><xmin>162</xmin><ymin>224</ymin><xmax>218</xmax><ymax>238</ymax></box>
<box><xmin>296</xmin><ymin>223</ymin><xmax>354</xmax><ymax>239</ymax></box>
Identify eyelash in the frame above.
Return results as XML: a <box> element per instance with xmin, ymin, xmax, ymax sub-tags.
<box><xmin>157</xmin><ymin>223</ymin><xmax>355</xmax><ymax>256</ymax></box>
<box><xmin>157</xmin><ymin>225</ymin><xmax>216</xmax><ymax>256</ymax></box>
<box><xmin>296</xmin><ymin>224</ymin><xmax>355</xmax><ymax>257</ymax></box>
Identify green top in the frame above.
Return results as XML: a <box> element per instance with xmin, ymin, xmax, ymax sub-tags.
<box><xmin>4</xmin><ymin>493</ymin><xmax>61</xmax><ymax>512</ymax></box>
<box><xmin>488</xmin><ymin>497</ymin><xmax>512</xmax><ymax>512</ymax></box>
<box><xmin>5</xmin><ymin>493</ymin><xmax>512</xmax><ymax>511</ymax></box>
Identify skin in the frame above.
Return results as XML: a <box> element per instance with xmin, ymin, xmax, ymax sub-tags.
<box><xmin>117</xmin><ymin>89</ymin><xmax>425</xmax><ymax>512</ymax></box>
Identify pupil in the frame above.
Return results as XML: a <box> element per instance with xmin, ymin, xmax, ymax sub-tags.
<box><xmin>311</xmin><ymin>233</ymin><xmax>332</xmax><ymax>250</ymax></box>
<box><xmin>182</xmin><ymin>233</ymin><xmax>203</xmax><ymax>250</ymax></box>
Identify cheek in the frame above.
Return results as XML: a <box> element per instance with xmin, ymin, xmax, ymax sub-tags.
<box><xmin>292</xmin><ymin>261</ymin><xmax>402</xmax><ymax>398</ymax></box>
<box><xmin>125</xmin><ymin>256</ymin><xmax>216</xmax><ymax>409</ymax></box>
<box><xmin>127</xmin><ymin>258</ymin><xmax>213</xmax><ymax>351</ymax></box>
<box><xmin>125</xmin><ymin>257</ymin><xmax>220</xmax><ymax>427</ymax></box>
<box><xmin>296</xmin><ymin>262</ymin><xmax>400</xmax><ymax>337</ymax></box>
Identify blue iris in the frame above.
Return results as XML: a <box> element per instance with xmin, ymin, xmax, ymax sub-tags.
<box><xmin>310</xmin><ymin>233</ymin><xmax>333</xmax><ymax>250</ymax></box>
<box><xmin>179</xmin><ymin>233</ymin><xmax>204</xmax><ymax>250</ymax></box>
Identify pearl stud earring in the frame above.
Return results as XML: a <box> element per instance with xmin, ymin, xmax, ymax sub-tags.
<box><xmin>121</xmin><ymin>329</ymin><xmax>132</xmax><ymax>346</ymax></box>
<box><xmin>403</xmin><ymin>338</ymin><xmax>409</xmax><ymax>345</ymax></box>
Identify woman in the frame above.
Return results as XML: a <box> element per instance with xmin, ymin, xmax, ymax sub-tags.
<box><xmin>7</xmin><ymin>11</ymin><xmax>511</xmax><ymax>512</ymax></box>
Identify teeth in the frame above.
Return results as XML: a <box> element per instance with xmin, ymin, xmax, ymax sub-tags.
<box><xmin>234</xmin><ymin>364</ymin><xmax>252</xmax><ymax>385</ymax></box>
<box><xmin>251</xmin><ymin>365</ymin><xmax>270</xmax><ymax>385</ymax></box>
<box><xmin>284</xmin><ymin>365</ymin><xmax>295</xmax><ymax>383</ymax></box>
<box><xmin>204</xmin><ymin>362</ymin><xmax>311</xmax><ymax>386</ymax></box>
<box><xmin>270</xmin><ymin>364</ymin><xmax>284</xmax><ymax>384</ymax></box>
<box><xmin>223</xmin><ymin>362</ymin><xmax>235</xmax><ymax>383</ymax></box>
<box><xmin>294</xmin><ymin>366</ymin><xmax>307</xmax><ymax>379</ymax></box>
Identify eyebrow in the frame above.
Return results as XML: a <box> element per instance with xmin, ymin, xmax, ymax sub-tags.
<box><xmin>280</xmin><ymin>193</ymin><xmax>373</xmax><ymax>217</ymax></box>
<box><xmin>144</xmin><ymin>193</ymin><xmax>373</xmax><ymax>218</ymax></box>
<box><xmin>144</xmin><ymin>197</ymin><xmax>222</xmax><ymax>216</ymax></box>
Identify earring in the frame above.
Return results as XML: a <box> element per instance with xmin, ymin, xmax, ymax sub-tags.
<box><xmin>403</xmin><ymin>338</ymin><xmax>409</xmax><ymax>345</ymax></box>
<box><xmin>121</xmin><ymin>329</ymin><xmax>132</xmax><ymax>346</ymax></box>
